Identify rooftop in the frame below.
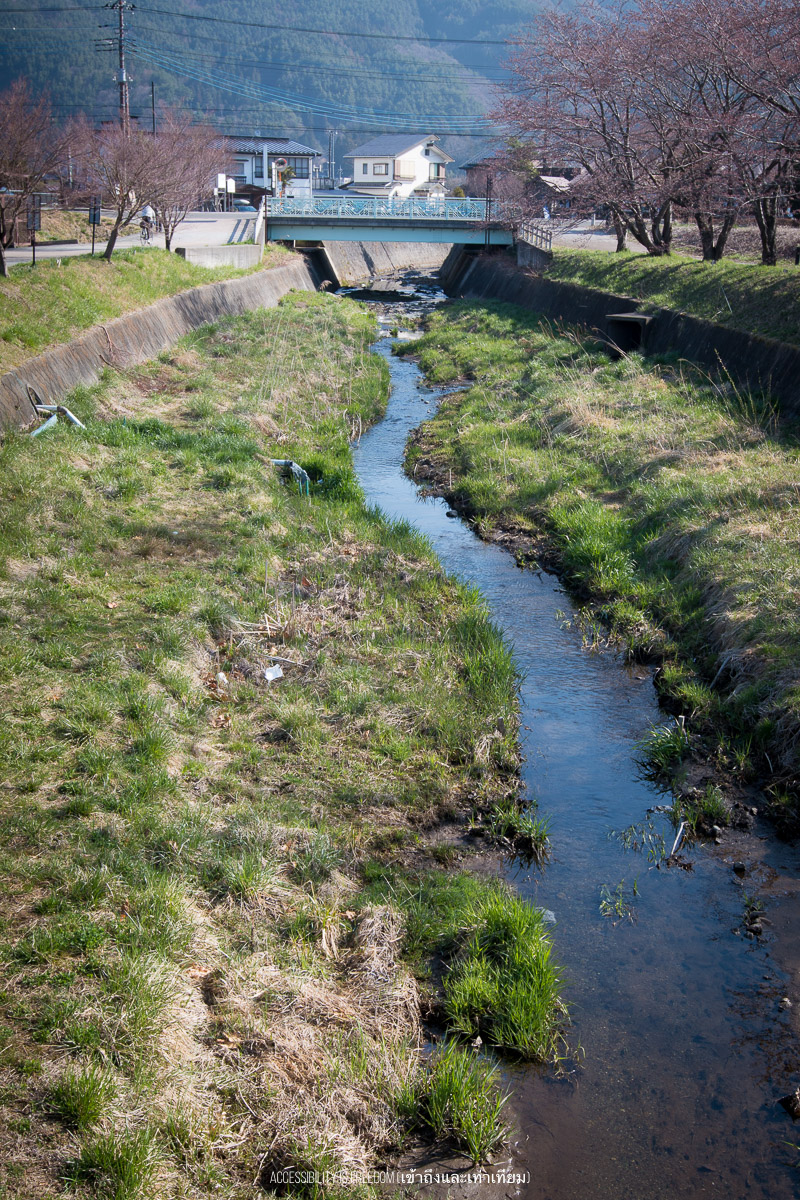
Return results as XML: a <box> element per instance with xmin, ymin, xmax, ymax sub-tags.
<box><xmin>229</xmin><ymin>137</ymin><xmax>320</xmax><ymax>157</ymax></box>
<box><xmin>344</xmin><ymin>134</ymin><xmax>451</xmax><ymax>161</ymax></box>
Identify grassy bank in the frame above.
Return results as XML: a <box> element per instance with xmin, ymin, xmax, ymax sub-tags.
<box><xmin>402</xmin><ymin>301</ymin><xmax>800</xmax><ymax>824</ymax></box>
<box><xmin>0</xmin><ymin>291</ymin><xmax>564</xmax><ymax>1198</ymax></box>
<box><xmin>0</xmin><ymin>246</ymin><xmax>292</xmax><ymax>374</ymax></box>
<box><xmin>38</xmin><ymin>209</ymin><xmax>118</xmax><ymax>245</ymax></box>
<box><xmin>545</xmin><ymin>249</ymin><xmax>800</xmax><ymax>347</ymax></box>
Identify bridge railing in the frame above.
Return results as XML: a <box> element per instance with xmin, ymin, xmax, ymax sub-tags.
<box><xmin>518</xmin><ymin>219</ymin><xmax>554</xmax><ymax>252</ymax></box>
<box><xmin>265</xmin><ymin>196</ymin><xmax>506</xmax><ymax>221</ymax></box>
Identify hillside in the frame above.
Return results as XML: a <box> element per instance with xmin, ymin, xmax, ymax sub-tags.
<box><xmin>0</xmin><ymin>0</ymin><xmax>541</xmax><ymax>168</ymax></box>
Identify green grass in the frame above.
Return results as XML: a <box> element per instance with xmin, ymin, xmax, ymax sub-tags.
<box><xmin>0</xmin><ymin>244</ymin><xmax>293</xmax><ymax>373</ymax></box>
<box><xmin>403</xmin><ymin>300</ymin><xmax>800</xmax><ymax>808</ymax></box>
<box><xmin>404</xmin><ymin>1040</ymin><xmax>509</xmax><ymax>1164</ymax></box>
<box><xmin>361</xmin><ymin>866</ymin><xmax>566</xmax><ymax>1062</ymax></box>
<box><xmin>45</xmin><ymin>1064</ymin><xmax>116</xmax><ymax>1129</ymax></box>
<box><xmin>545</xmin><ymin>249</ymin><xmax>800</xmax><ymax>346</ymax></box>
<box><xmin>0</xmin><ymin>290</ymin><xmax>540</xmax><ymax>1195</ymax></box>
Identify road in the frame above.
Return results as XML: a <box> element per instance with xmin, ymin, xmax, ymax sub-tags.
<box><xmin>5</xmin><ymin>212</ymin><xmax>256</xmax><ymax>267</ymax></box>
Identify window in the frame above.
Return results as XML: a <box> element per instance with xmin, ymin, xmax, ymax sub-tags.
<box><xmin>254</xmin><ymin>158</ymin><xmax>264</xmax><ymax>179</ymax></box>
<box><xmin>429</xmin><ymin>163</ymin><xmax>444</xmax><ymax>180</ymax></box>
<box><xmin>373</xmin><ymin>162</ymin><xmax>388</xmax><ymax>175</ymax></box>
<box><xmin>362</xmin><ymin>162</ymin><xmax>369</xmax><ymax>175</ymax></box>
<box><xmin>423</xmin><ymin>147</ymin><xmax>430</xmax><ymax>156</ymax></box>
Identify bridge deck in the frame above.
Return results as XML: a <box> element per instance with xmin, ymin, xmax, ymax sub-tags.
<box><xmin>264</xmin><ymin>196</ymin><xmax>515</xmax><ymax>245</ymax></box>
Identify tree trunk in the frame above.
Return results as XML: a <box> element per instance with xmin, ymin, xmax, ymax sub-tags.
<box><xmin>753</xmin><ymin>195</ymin><xmax>778</xmax><ymax>265</ymax></box>
<box><xmin>611</xmin><ymin>209</ymin><xmax>628</xmax><ymax>252</ymax></box>
<box><xmin>0</xmin><ymin>242</ymin><xmax>7</xmax><ymax>278</ymax></box>
<box><xmin>649</xmin><ymin>201</ymin><xmax>672</xmax><ymax>255</ymax></box>
<box><xmin>103</xmin><ymin>219</ymin><xmax>122</xmax><ymax>261</ymax></box>
<box><xmin>164</xmin><ymin>225</ymin><xmax>172</xmax><ymax>252</ymax></box>
<box><xmin>694</xmin><ymin>211</ymin><xmax>735</xmax><ymax>262</ymax></box>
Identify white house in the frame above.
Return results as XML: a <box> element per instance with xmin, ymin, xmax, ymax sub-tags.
<box><xmin>227</xmin><ymin>136</ymin><xmax>320</xmax><ymax>199</ymax></box>
<box><xmin>343</xmin><ymin>135</ymin><xmax>453</xmax><ymax>198</ymax></box>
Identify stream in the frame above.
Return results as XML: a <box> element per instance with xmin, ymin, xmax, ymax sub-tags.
<box><xmin>347</xmin><ymin>275</ymin><xmax>799</xmax><ymax>1200</ymax></box>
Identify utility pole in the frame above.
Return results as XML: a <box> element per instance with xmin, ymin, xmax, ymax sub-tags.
<box><xmin>327</xmin><ymin>130</ymin><xmax>337</xmax><ymax>189</ymax></box>
<box><xmin>151</xmin><ymin>80</ymin><xmax>156</xmax><ymax>135</ymax></box>
<box><xmin>100</xmin><ymin>0</ymin><xmax>134</xmax><ymax>133</ymax></box>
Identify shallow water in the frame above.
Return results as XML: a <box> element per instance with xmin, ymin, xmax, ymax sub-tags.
<box><xmin>349</xmin><ymin>279</ymin><xmax>799</xmax><ymax>1200</ymax></box>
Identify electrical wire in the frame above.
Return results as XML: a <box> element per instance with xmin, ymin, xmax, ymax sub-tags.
<box><xmin>134</xmin><ymin>3</ymin><xmax>515</xmax><ymax>47</ymax></box>
<box><xmin>129</xmin><ymin>38</ymin><xmax>498</xmax><ymax>130</ymax></box>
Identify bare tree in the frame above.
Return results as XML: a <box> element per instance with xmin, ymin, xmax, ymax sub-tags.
<box><xmin>498</xmin><ymin>0</ymin><xmax>798</xmax><ymax>263</ymax></box>
<box><xmin>0</xmin><ymin>80</ymin><xmax>66</xmax><ymax>277</ymax></box>
<box><xmin>145</xmin><ymin>111</ymin><xmax>228</xmax><ymax>251</ymax></box>
<box><xmin>499</xmin><ymin>3</ymin><xmax>680</xmax><ymax>255</ymax></box>
<box><xmin>71</xmin><ymin>118</ymin><xmax>154</xmax><ymax>259</ymax></box>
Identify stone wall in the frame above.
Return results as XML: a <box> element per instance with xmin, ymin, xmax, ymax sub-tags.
<box><xmin>0</xmin><ymin>257</ymin><xmax>320</xmax><ymax>430</ymax></box>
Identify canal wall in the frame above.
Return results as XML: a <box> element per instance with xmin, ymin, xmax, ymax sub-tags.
<box><xmin>316</xmin><ymin>242</ymin><xmax>452</xmax><ymax>287</ymax></box>
<box><xmin>0</xmin><ymin>256</ymin><xmax>321</xmax><ymax>431</ymax></box>
<box><xmin>440</xmin><ymin>248</ymin><xmax>800</xmax><ymax>419</ymax></box>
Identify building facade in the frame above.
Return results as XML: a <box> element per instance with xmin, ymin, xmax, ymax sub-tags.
<box><xmin>227</xmin><ymin>137</ymin><xmax>320</xmax><ymax>199</ymax></box>
<box><xmin>343</xmin><ymin>135</ymin><xmax>453</xmax><ymax>198</ymax></box>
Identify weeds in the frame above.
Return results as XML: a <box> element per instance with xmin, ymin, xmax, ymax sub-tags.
<box><xmin>599</xmin><ymin>879</ymin><xmax>639</xmax><ymax>924</ymax></box>
<box><xmin>411</xmin><ymin>1040</ymin><xmax>509</xmax><ymax>1164</ymax></box>
<box><xmin>45</xmin><ymin>1063</ymin><xmax>116</xmax><ymax>1129</ymax></box>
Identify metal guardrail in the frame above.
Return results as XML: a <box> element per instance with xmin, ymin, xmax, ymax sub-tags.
<box><xmin>264</xmin><ymin>196</ymin><xmax>503</xmax><ymax>221</ymax></box>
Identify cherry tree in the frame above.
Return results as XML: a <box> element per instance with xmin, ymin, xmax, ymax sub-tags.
<box><xmin>0</xmin><ymin>80</ymin><xmax>66</xmax><ymax>277</ymax></box>
<box><xmin>71</xmin><ymin>118</ymin><xmax>154</xmax><ymax>260</ymax></box>
<box><xmin>145</xmin><ymin>111</ymin><xmax>227</xmax><ymax>251</ymax></box>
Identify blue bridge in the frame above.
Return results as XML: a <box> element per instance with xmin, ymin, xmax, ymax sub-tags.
<box><xmin>263</xmin><ymin>196</ymin><xmax>516</xmax><ymax>245</ymax></box>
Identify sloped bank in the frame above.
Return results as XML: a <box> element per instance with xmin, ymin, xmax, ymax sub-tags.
<box><xmin>0</xmin><ymin>244</ymin><xmax>456</xmax><ymax>431</ymax></box>
<box><xmin>440</xmin><ymin>248</ymin><xmax>800</xmax><ymax>418</ymax></box>
<box><xmin>0</xmin><ymin>257</ymin><xmax>321</xmax><ymax>430</ymax></box>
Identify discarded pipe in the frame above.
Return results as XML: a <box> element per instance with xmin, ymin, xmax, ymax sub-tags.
<box><xmin>670</xmin><ymin>820</ymin><xmax>686</xmax><ymax>858</ymax></box>
<box><xmin>34</xmin><ymin>404</ymin><xmax>87</xmax><ymax>429</ymax></box>
<box><xmin>29</xmin><ymin>414</ymin><xmax>58</xmax><ymax>438</ymax></box>
<box><xmin>270</xmin><ymin>458</ymin><xmax>311</xmax><ymax>496</ymax></box>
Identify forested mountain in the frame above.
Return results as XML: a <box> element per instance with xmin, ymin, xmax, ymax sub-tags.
<box><xmin>0</xmin><ymin>0</ymin><xmax>543</xmax><ymax>168</ymax></box>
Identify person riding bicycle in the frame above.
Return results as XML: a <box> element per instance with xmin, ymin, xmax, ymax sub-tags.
<box><xmin>140</xmin><ymin>204</ymin><xmax>155</xmax><ymax>241</ymax></box>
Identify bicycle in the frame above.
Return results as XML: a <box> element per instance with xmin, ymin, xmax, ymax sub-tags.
<box><xmin>140</xmin><ymin>220</ymin><xmax>152</xmax><ymax>245</ymax></box>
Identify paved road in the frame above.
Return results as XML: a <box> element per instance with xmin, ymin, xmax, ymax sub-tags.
<box><xmin>5</xmin><ymin>212</ymin><xmax>256</xmax><ymax>268</ymax></box>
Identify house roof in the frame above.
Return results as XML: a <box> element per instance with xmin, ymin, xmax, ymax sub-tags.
<box><xmin>229</xmin><ymin>137</ymin><xmax>320</xmax><ymax>157</ymax></box>
<box><xmin>344</xmin><ymin>134</ymin><xmax>452</xmax><ymax>162</ymax></box>
<box><xmin>539</xmin><ymin>175</ymin><xmax>571</xmax><ymax>192</ymax></box>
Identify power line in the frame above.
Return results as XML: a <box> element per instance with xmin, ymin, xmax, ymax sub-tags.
<box><xmin>135</xmin><ymin>3</ymin><xmax>513</xmax><ymax>46</ymax></box>
<box><xmin>130</xmin><ymin>39</ymin><xmax>498</xmax><ymax>130</ymax></box>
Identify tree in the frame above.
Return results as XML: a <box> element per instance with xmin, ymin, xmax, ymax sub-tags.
<box><xmin>0</xmin><ymin>80</ymin><xmax>66</xmax><ymax>278</ymax></box>
<box><xmin>499</xmin><ymin>3</ymin><xmax>681</xmax><ymax>255</ymax></box>
<box><xmin>146</xmin><ymin>111</ymin><xmax>227</xmax><ymax>251</ymax></box>
<box><xmin>498</xmin><ymin>0</ymin><xmax>799</xmax><ymax>263</ymax></box>
<box><xmin>71</xmin><ymin>119</ymin><xmax>154</xmax><ymax>260</ymax></box>
<box><xmin>689</xmin><ymin>0</ymin><xmax>800</xmax><ymax>263</ymax></box>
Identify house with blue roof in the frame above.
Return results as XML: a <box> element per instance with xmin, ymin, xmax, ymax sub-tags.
<box><xmin>228</xmin><ymin>136</ymin><xmax>320</xmax><ymax>199</ymax></box>
<box><xmin>343</xmin><ymin>135</ymin><xmax>453</xmax><ymax>199</ymax></box>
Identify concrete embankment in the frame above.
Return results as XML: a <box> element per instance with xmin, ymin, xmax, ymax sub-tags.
<box><xmin>316</xmin><ymin>242</ymin><xmax>452</xmax><ymax>287</ymax></box>
<box><xmin>0</xmin><ymin>257</ymin><xmax>321</xmax><ymax>430</ymax></box>
<box><xmin>440</xmin><ymin>248</ymin><xmax>800</xmax><ymax>418</ymax></box>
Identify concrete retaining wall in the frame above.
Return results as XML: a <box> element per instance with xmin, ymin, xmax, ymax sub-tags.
<box><xmin>441</xmin><ymin>250</ymin><xmax>800</xmax><ymax>418</ymax></box>
<box><xmin>176</xmin><ymin>245</ymin><xmax>263</xmax><ymax>269</ymax></box>
<box><xmin>319</xmin><ymin>241</ymin><xmax>452</xmax><ymax>287</ymax></box>
<box><xmin>0</xmin><ymin>257</ymin><xmax>319</xmax><ymax>430</ymax></box>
